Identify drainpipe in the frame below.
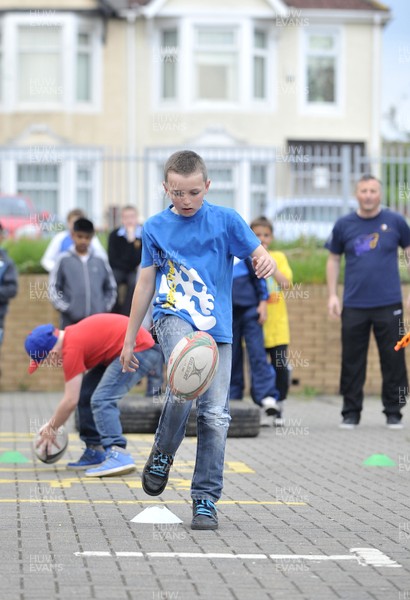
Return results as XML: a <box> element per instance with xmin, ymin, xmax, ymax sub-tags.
<box><xmin>120</xmin><ymin>9</ymin><xmax>141</xmax><ymax>205</ymax></box>
<box><xmin>371</xmin><ymin>13</ymin><xmax>382</xmax><ymax>174</ymax></box>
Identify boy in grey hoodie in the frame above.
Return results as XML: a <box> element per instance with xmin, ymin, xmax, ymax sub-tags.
<box><xmin>49</xmin><ymin>218</ymin><xmax>117</xmax><ymax>329</ymax></box>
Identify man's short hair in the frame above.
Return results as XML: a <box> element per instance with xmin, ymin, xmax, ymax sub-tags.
<box><xmin>357</xmin><ymin>174</ymin><xmax>382</xmax><ymax>186</ymax></box>
<box><xmin>73</xmin><ymin>218</ymin><xmax>94</xmax><ymax>234</ymax></box>
<box><xmin>164</xmin><ymin>150</ymin><xmax>208</xmax><ymax>182</ymax></box>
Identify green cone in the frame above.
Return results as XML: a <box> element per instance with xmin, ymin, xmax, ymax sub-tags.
<box><xmin>0</xmin><ymin>451</ymin><xmax>30</xmax><ymax>463</ymax></box>
<box><xmin>362</xmin><ymin>454</ymin><xmax>396</xmax><ymax>467</ymax></box>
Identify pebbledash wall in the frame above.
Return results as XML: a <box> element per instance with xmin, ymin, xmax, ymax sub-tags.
<box><xmin>1</xmin><ymin>275</ymin><xmax>410</xmax><ymax>396</ymax></box>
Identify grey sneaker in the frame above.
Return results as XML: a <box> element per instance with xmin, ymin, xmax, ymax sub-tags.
<box><xmin>339</xmin><ymin>418</ymin><xmax>359</xmax><ymax>430</ymax></box>
<box><xmin>191</xmin><ymin>499</ymin><xmax>218</xmax><ymax>530</ymax></box>
<box><xmin>386</xmin><ymin>415</ymin><xmax>403</xmax><ymax>429</ymax></box>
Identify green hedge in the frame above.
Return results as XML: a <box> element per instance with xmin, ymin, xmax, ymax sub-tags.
<box><xmin>2</xmin><ymin>235</ymin><xmax>409</xmax><ymax>284</ymax></box>
<box><xmin>2</xmin><ymin>234</ymin><xmax>108</xmax><ymax>274</ymax></box>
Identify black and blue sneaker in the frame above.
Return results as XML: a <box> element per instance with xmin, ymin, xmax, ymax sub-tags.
<box><xmin>142</xmin><ymin>445</ymin><xmax>174</xmax><ymax>496</ymax></box>
<box><xmin>191</xmin><ymin>499</ymin><xmax>218</xmax><ymax>530</ymax></box>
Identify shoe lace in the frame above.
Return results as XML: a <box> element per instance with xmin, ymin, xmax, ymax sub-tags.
<box><xmin>194</xmin><ymin>499</ymin><xmax>216</xmax><ymax>517</ymax></box>
<box><xmin>148</xmin><ymin>452</ymin><xmax>173</xmax><ymax>477</ymax></box>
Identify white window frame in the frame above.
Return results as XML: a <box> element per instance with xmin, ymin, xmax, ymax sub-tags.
<box><xmin>0</xmin><ymin>21</ymin><xmax>3</xmax><ymax>107</ymax></box>
<box><xmin>1</xmin><ymin>12</ymin><xmax>102</xmax><ymax>113</ymax></box>
<box><xmin>153</xmin><ymin>17</ymin><xmax>276</xmax><ymax>111</ymax></box>
<box><xmin>299</xmin><ymin>25</ymin><xmax>344</xmax><ymax>116</ymax></box>
<box><xmin>153</xmin><ymin>21</ymin><xmax>179</xmax><ymax>105</ymax></box>
<box><xmin>0</xmin><ymin>148</ymin><xmax>102</xmax><ymax>225</ymax></box>
<box><xmin>252</xmin><ymin>26</ymin><xmax>270</xmax><ymax>103</ymax></box>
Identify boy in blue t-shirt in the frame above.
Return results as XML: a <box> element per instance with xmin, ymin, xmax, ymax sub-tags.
<box><xmin>121</xmin><ymin>150</ymin><xmax>276</xmax><ymax>530</ymax></box>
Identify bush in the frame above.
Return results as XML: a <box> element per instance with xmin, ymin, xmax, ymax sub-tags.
<box><xmin>2</xmin><ymin>233</ymin><xmax>109</xmax><ymax>274</ymax></box>
<box><xmin>2</xmin><ymin>235</ymin><xmax>408</xmax><ymax>285</ymax></box>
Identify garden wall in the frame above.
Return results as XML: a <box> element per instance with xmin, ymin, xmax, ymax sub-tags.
<box><xmin>1</xmin><ymin>275</ymin><xmax>409</xmax><ymax>397</ymax></box>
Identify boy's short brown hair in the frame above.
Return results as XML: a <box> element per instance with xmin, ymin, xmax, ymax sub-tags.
<box><xmin>164</xmin><ymin>150</ymin><xmax>208</xmax><ymax>182</ymax></box>
<box><xmin>250</xmin><ymin>215</ymin><xmax>273</xmax><ymax>233</ymax></box>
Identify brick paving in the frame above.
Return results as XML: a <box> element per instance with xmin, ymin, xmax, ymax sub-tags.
<box><xmin>0</xmin><ymin>391</ymin><xmax>409</xmax><ymax>600</ymax></box>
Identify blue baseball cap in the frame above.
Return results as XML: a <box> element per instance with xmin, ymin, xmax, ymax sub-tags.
<box><xmin>25</xmin><ymin>324</ymin><xmax>59</xmax><ymax>374</ymax></box>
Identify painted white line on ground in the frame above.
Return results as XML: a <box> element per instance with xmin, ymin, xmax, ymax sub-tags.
<box><xmin>74</xmin><ymin>548</ymin><xmax>401</xmax><ymax>567</ymax></box>
<box><xmin>350</xmin><ymin>548</ymin><xmax>402</xmax><ymax>568</ymax></box>
<box><xmin>75</xmin><ymin>551</ymin><xmax>111</xmax><ymax>557</ymax></box>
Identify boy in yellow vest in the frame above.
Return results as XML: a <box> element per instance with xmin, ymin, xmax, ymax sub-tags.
<box><xmin>250</xmin><ymin>216</ymin><xmax>293</xmax><ymax>425</ymax></box>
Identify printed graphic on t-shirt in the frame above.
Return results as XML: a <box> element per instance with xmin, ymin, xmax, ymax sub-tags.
<box><xmin>266</xmin><ymin>276</ymin><xmax>281</xmax><ymax>304</ymax></box>
<box><xmin>157</xmin><ymin>260</ymin><xmax>217</xmax><ymax>330</ymax></box>
<box><xmin>354</xmin><ymin>233</ymin><xmax>379</xmax><ymax>256</ymax></box>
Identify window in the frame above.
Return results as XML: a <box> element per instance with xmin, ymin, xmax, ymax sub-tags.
<box><xmin>156</xmin><ymin>21</ymin><xmax>275</xmax><ymax>109</ymax></box>
<box><xmin>17</xmin><ymin>164</ymin><xmax>59</xmax><ymax>214</ymax></box>
<box><xmin>0</xmin><ymin>27</ymin><xmax>3</xmax><ymax>103</ymax></box>
<box><xmin>205</xmin><ymin>165</ymin><xmax>235</xmax><ymax>207</ymax></box>
<box><xmin>1</xmin><ymin>13</ymin><xmax>102</xmax><ymax>111</ymax></box>
<box><xmin>303</xmin><ymin>30</ymin><xmax>340</xmax><ymax>108</ymax></box>
<box><xmin>76</xmin><ymin>164</ymin><xmax>93</xmax><ymax>215</ymax></box>
<box><xmin>160</xmin><ymin>29</ymin><xmax>178</xmax><ymax>100</ymax></box>
<box><xmin>194</xmin><ymin>27</ymin><xmax>238</xmax><ymax>102</ymax></box>
<box><xmin>250</xmin><ymin>164</ymin><xmax>268</xmax><ymax>215</ymax></box>
<box><xmin>77</xmin><ymin>30</ymin><xmax>92</xmax><ymax>103</ymax></box>
<box><xmin>253</xmin><ymin>30</ymin><xmax>268</xmax><ymax>100</ymax></box>
<box><xmin>18</xmin><ymin>26</ymin><xmax>63</xmax><ymax>104</ymax></box>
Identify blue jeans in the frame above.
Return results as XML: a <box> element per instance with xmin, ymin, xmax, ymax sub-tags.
<box><xmin>77</xmin><ymin>345</ymin><xmax>163</xmax><ymax>449</ymax></box>
<box><xmin>155</xmin><ymin>315</ymin><xmax>232</xmax><ymax>503</ymax></box>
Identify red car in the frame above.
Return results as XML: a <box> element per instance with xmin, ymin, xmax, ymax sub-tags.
<box><xmin>0</xmin><ymin>194</ymin><xmax>49</xmax><ymax>238</ymax></box>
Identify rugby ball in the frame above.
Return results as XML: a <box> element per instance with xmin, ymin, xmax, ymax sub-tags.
<box><xmin>33</xmin><ymin>426</ymin><xmax>69</xmax><ymax>464</ymax></box>
<box><xmin>167</xmin><ymin>331</ymin><xmax>219</xmax><ymax>401</ymax></box>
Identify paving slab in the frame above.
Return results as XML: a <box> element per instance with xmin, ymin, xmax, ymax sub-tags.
<box><xmin>0</xmin><ymin>392</ymin><xmax>409</xmax><ymax>600</ymax></box>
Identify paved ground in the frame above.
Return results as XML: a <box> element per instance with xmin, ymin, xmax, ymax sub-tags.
<box><xmin>0</xmin><ymin>391</ymin><xmax>409</xmax><ymax>600</ymax></box>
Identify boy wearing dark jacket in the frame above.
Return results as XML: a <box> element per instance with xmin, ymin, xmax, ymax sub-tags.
<box><xmin>108</xmin><ymin>205</ymin><xmax>142</xmax><ymax>316</ymax></box>
<box><xmin>230</xmin><ymin>257</ymin><xmax>279</xmax><ymax>425</ymax></box>
<box><xmin>49</xmin><ymin>218</ymin><xmax>117</xmax><ymax>329</ymax></box>
<box><xmin>0</xmin><ymin>222</ymin><xmax>18</xmax><ymax>350</ymax></box>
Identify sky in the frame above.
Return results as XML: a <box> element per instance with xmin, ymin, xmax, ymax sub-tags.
<box><xmin>381</xmin><ymin>0</ymin><xmax>410</xmax><ymax>132</ymax></box>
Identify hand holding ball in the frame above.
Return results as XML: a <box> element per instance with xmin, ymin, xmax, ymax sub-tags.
<box><xmin>33</xmin><ymin>424</ymin><xmax>69</xmax><ymax>464</ymax></box>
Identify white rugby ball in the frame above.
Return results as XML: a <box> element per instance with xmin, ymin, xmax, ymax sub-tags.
<box><xmin>33</xmin><ymin>426</ymin><xmax>69</xmax><ymax>464</ymax></box>
<box><xmin>167</xmin><ymin>331</ymin><xmax>219</xmax><ymax>401</ymax></box>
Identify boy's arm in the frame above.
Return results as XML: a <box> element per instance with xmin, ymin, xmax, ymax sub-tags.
<box><xmin>0</xmin><ymin>261</ymin><xmax>18</xmax><ymax>302</ymax></box>
<box><xmin>404</xmin><ymin>246</ymin><xmax>410</xmax><ymax>311</ymax></box>
<box><xmin>120</xmin><ymin>266</ymin><xmax>156</xmax><ymax>372</ymax></box>
<box><xmin>250</xmin><ymin>245</ymin><xmax>277</xmax><ymax>279</ymax></box>
<box><xmin>102</xmin><ymin>262</ymin><xmax>118</xmax><ymax>311</ymax></box>
<box><xmin>37</xmin><ymin>374</ymin><xmax>83</xmax><ymax>452</ymax></box>
<box><xmin>326</xmin><ymin>252</ymin><xmax>342</xmax><ymax>318</ymax></box>
<box><xmin>40</xmin><ymin>234</ymin><xmax>61</xmax><ymax>273</ymax></box>
<box><xmin>48</xmin><ymin>258</ymin><xmax>70</xmax><ymax>312</ymax></box>
<box><xmin>273</xmin><ymin>259</ymin><xmax>292</xmax><ymax>289</ymax></box>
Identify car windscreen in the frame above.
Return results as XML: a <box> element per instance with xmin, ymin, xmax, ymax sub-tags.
<box><xmin>0</xmin><ymin>196</ymin><xmax>31</xmax><ymax>217</ymax></box>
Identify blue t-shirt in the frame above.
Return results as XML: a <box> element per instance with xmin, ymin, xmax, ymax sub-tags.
<box><xmin>325</xmin><ymin>208</ymin><xmax>410</xmax><ymax>308</ymax></box>
<box><xmin>141</xmin><ymin>200</ymin><xmax>261</xmax><ymax>342</ymax></box>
